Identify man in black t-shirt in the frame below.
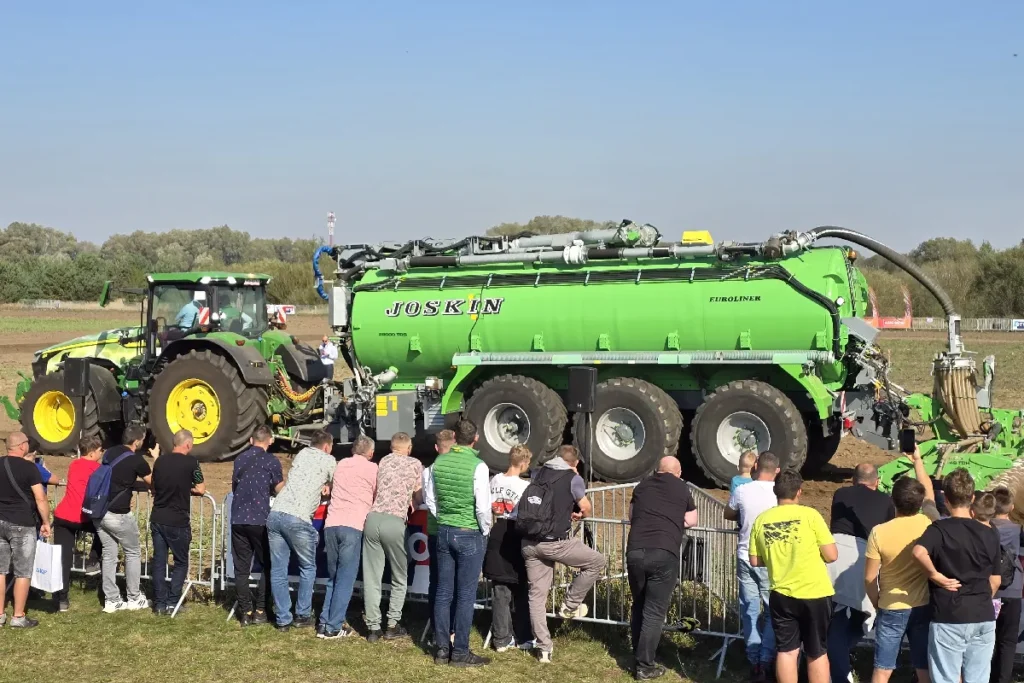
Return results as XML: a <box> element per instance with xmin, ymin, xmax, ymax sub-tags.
<box><xmin>912</xmin><ymin>468</ymin><xmax>1001</xmax><ymax>683</ymax></box>
<box><xmin>150</xmin><ymin>429</ymin><xmax>205</xmax><ymax>615</ymax></box>
<box><xmin>0</xmin><ymin>431</ymin><xmax>51</xmax><ymax>628</ymax></box>
<box><xmin>626</xmin><ymin>456</ymin><xmax>697</xmax><ymax>681</ymax></box>
<box><xmin>97</xmin><ymin>425</ymin><xmax>152</xmax><ymax>613</ymax></box>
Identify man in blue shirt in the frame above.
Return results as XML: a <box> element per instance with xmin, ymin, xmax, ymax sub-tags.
<box><xmin>231</xmin><ymin>425</ymin><xmax>284</xmax><ymax>626</ymax></box>
<box><xmin>175</xmin><ymin>292</ymin><xmax>206</xmax><ymax>329</ymax></box>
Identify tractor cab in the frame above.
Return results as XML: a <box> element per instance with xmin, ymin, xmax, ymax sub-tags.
<box><xmin>143</xmin><ymin>273</ymin><xmax>271</xmax><ymax>357</ymax></box>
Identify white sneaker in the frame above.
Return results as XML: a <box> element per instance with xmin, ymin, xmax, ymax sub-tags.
<box><xmin>103</xmin><ymin>600</ymin><xmax>127</xmax><ymax>613</ymax></box>
<box><xmin>538</xmin><ymin>650</ymin><xmax>552</xmax><ymax>664</ymax></box>
<box><xmin>0</xmin><ymin>612</ymin><xmax>7</xmax><ymax>626</ymax></box>
<box><xmin>517</xmin><ymin>639</ymin><xmax>537</xmax><ymax>651</ymax></box>
<box><xmin>495</xmin><ymin>639</ymin><xmax>516</xmax><ymax>653</ymax></box>
<box><xmin>123</xmin><ymin>595</ymin><xmax>150</xmax><ymax>611</ymax></box>
<box><xmin>558</xmin><ymin>602</ymin><xmax>588</xmax><ymax>620</ymax></box>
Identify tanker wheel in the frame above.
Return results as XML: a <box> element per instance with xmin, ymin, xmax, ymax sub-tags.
<box><xmin>20</xmin><ymin>371</ymin><xmax>101</xmax><ymax>454</ymax></box>
<box><xmin>803</xmin><ymin>420</ymin><xmax>843</xmax><ymax>475</ymax></box>
<box><xmin>149</xmin><ymin>349</ymin><xmax>269</xmax><ymax>463</ymax></box>
<box><xmin>578</xmin><ymin>377</ymin><xmax>683</xmax><ymax>483</ymax></box>
<box><xmin>465</xmin><ymin>375</ymin><xmax>567</xmax><ymax>472</ymax></box>
<box><xmin>692</xmin><ymin>380</ymin><xmax>808</xmax><ymax>488</ymax></box>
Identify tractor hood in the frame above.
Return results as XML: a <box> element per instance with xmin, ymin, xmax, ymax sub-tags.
<box><xmin>35</xmin><ymin>326</ymin><xmax>146</xmax><ymax>375</ymax></box>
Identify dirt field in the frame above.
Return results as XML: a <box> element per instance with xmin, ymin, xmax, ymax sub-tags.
<box><xmin>2</xmin><ymin>307</ymin><xmax>1022</xmax><ymax>519</ymax></box>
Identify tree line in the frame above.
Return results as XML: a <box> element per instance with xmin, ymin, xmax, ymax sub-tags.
<box><xmin>2</xmin><ymin>219</ymin><xmax>1022</xmax><ymax>316</ymax></box>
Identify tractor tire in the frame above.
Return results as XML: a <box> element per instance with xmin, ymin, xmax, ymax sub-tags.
<box><xmin>149</xmin><ymin>349</ymin><xmax>269</xmax><ymax>463</ymax></box>
<box><xmin>20</xmin><ymin>371</ymin><xmax>100</xmax><ymax>454</ymax></box>
<box><xmin>692</xmin><ymin>380</ymin><xmax>808</xmax><ymax>488</ymax></box>
<box><xmin>803</xmin><ymin>421</ymin><xmax>843</xmax><ymax>475</ymax></box>
<box><xmin>465</xmin><ymin>375</ymin><xmax>567</xmax><ymax>472</ymax></box>
<box><xmin>581</xmin><ymin>377</ymin><xmax>683</xmax><ymax>483</ymax></box>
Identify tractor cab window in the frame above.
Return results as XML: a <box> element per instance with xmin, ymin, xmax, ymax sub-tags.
<box><xmin>151</xmin><ymin>285</ymin><xmax>207</xmax><ymax>351</ymax></box>
<box><xmin>211</xmin><ymin>284</ymin><xmax>268</xmax><ymax>337</ymax></box>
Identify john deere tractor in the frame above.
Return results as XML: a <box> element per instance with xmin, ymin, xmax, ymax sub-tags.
<box><xmin>8</xmin><ymin>273</ymin><xmax>328</xmax><ymax>461</ymax></box>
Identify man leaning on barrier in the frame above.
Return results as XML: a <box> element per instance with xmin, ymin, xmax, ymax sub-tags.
<box><xmin>231</xmin><ymin>425</ymin><xmax>284</xmax><ymax>627</ymax></box>
<box><xmin>149</xmin><ymin>429</ymin><xmax>205</xmax><ymax>616</ymax></box>
<box><xmin>725</xmin><ymin>451</ymin><xmax>780</xmax><ymax>682</ymax></box>
<box><xmin>625</xmin><ymin>455</ymin><xmax>697</xmax><ymax>681</ymax></box>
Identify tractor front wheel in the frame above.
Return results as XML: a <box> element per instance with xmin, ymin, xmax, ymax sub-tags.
<box><xmin>20</xmin><ymin>371</ymin><xmax>100</xmax><ymax>453</ymax></box>
<box><xmin>149</xmin><ymin>350</ymin><xmax>268</xmax><ymax>462</ymax></box>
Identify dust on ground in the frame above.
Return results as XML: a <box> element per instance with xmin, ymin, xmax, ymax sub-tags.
<box><xmin>2</xmin><ymin>308</ymin><xmax>1021</xmax><ymax>521</ymax></box>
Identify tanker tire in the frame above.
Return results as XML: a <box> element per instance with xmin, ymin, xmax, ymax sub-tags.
<box><xmin>581</xmin><ymin>377</ymin><xmax>683</xmax><ymax>483</ymax></box>
<box><xmin>149</xmin><ymin>350</ymin><xmax>269</xmax><ymax>463</ymax></box>
<box><xmin>803</xmin><ymin>422</ymin><xmax>842</xmax><ymax>475</ymax></box>
<box><xmin>692</xmin><ymin>380</ymin><xmax>808</xmax><ymax>488</ymax></box>
<box><xmin>20</xmin><ymin>371</ymin><xmax>101</xmax><ymax>454</ymax></box>
<box><xmin>465</xmin><ymin>375</ymin><xmax>567</xmax><ymax>472</ymax></box>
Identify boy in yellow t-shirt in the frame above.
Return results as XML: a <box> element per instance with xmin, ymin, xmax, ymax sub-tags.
<box><xmin>750</xmin><ymin>470</ymin><xmax>837</xmax><ymax>683</ymax></box>
<box><xmin>864</xmin><ymin>447</ymin><xmax>937</xmax><ymax>683</ymax></box>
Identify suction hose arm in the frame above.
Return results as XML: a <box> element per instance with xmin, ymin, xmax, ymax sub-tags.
<box><xmin>312</xmin><ymin>245</ymin><xmax>335</xmax><ymax>301</ymax></box>
<box><xmin>802</xmin><ymin>226</ymin><xmax>962</xmax><ymax>354</ymax></box>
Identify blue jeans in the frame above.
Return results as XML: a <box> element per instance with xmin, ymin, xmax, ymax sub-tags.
<box><xmin>873</xmin><ymin>605</ymin><xmax>931</xmax><ymax>671</ymax></box>
<box><xmin>319</xmin><ymin>525</ymin><xmax>362</xmax><ymax>631</ymax></box>
<box><xmin>151</xmin><ymin>522</ymin><xmax>191</xmax><ymax>610</ymax></box>
<box><xmin>827</xmin><ymin>605</ymin><xmax>868</xmax><ymax>683</ymax></box>
<box><xmin>737</xmin><ymin>558</ymin><xmax>775</xmax><ymax>664</ymax></box>
<box><xmin>266</xmin><ymin>510</ymin><xmax>318</xmax><ymax>627</ymax></box>
<box><xmin>929</xmin><ymin>621</ymin><xmax>996</xmax><ymax>683</ymax></box>
<box><xmin>434</xmin><ymin>525</ymin><xmax>485</xmax><ymax>655</ymax></box>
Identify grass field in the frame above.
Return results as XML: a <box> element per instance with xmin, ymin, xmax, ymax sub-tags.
<box><xmin>1</xmin><ymin>585</ymin><xmax>747</xmax><ymax>683</ymax></box>
<box><xmin>0</xmin><ymin>316</ymin><xmax>134</xmax><ymax>334</ymax></box>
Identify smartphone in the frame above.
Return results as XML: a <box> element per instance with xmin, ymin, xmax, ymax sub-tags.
<box><xmin>899</xmin><ymin>428</ymin><xmax>916</xmax><ymax>454</ymax></box>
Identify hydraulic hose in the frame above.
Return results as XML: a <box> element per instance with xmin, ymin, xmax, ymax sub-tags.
<box><xmin>313</xmin><ymin>245</ymin><xmax>334</xmax><ymax>301</ymax></box>
<box><xmin>807</xmin><ymin>226</ymin><xmax>958</xmax><ymax>317</ymax></box>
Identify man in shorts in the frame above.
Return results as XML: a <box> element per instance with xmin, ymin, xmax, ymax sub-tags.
<box><xmin>864</xmin><ymin>449</ymin><xmax>936</xmax><ymax>683</ymax></box>
<box><xmin>750</xmin><ymin>469</ymin><xmax>837</xmax><ymax>683</ymax></box>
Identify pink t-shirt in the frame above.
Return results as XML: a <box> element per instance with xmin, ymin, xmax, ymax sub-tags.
<box><xmin>324</xmin><ymin>456</ymin><xmax>378</xmax><ymax>531</ymax></box>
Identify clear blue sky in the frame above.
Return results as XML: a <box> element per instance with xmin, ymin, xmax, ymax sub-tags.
<box><xmin>1</xmin><ymin>1</ymin><xmax>1021</xmax><ymax>249</ymax></box>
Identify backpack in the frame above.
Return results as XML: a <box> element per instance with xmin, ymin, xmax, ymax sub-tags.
<box><xmin>999</xmin><ymin>544</ymin><xmax>1019</xmax><ymax>591</ymax></box>
<box><xmin>82</xmin><ymin>449</ymin><xmax>135</xmax><ymax>521</ymax></box>
<box><xmin>516</xmin><ymin>470</ymin><xmax>574</xmax><ymax>540</ymax></box>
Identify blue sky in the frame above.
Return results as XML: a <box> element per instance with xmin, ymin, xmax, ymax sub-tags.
<box><xmin>1</xmin><ymin>1</ymin><xmax>1021</xmax><ymax>249</ymax></box>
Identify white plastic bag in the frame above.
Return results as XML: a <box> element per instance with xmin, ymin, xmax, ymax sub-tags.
<box><xmin>31</xmin><ymin>540</ymin><xmax>63</xmax><ymax>594</ymax></box>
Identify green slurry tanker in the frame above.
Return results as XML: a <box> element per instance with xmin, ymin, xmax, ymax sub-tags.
<box><xmin>9</xmin><ymin>223</ymin><xmax>1022</xmax><ymax>491</ymax></box>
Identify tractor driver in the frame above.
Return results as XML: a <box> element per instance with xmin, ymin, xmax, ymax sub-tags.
<box><xmin>175</xmin><ymin>291</ymin><xmax>207</xmax><ymax>330</ymax></box>
<box><xmin>220</xmin><ymin>292</ymin><xmax>254</xmax><ymax>333</ymax></box>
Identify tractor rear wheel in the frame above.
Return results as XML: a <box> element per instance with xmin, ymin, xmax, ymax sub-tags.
<box><xmin>692</xmin><ymin>380</ymin><xmax>808</xmax><ymax>487</ymax></box>
<box><xmin>582</xmin><ymin>377</ymin><xmax>683</xmax><ymax>483</ymax></box>
<box><xmin>20</xmin><ymin>371</ymin><xmax>100</xmax><ymax>453</ymax></box>
<box><xmin>149</xmin><ymin>349</ymin><xmax>268</xmax><ymax>462</ymax></box>
<box><xmin>465</xmin><ymin>375</ymin><xmax>567</xmax><ymax>472</ymax></box>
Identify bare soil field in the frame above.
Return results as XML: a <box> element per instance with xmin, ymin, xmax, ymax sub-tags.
<box><xmin>2</xmin><ymin>308</ymin><xmax>1021</xmax><ymax>519</ymax></box>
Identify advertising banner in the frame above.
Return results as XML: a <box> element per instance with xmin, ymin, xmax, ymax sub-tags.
<box><xmin>1012</xmin><ymin>319</ymin><xmax>1024</xmax><ymax>332</ymax></box>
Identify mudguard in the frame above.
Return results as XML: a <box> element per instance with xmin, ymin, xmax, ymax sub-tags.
<box><xmin>162</xmin><ymin>338</ymin><xmax>274</xmax><ymax>385</ymax></box>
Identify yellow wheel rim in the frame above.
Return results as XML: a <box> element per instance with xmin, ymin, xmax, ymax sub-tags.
<box><xmin>33</xmin><ymin>390</ymin><xmax>77</xmax><ymax>444</ymax></box>
<box><xmin>166</xmin><ymin>379</ymin><xmax>220</xmax><ymax>444</ymax></box>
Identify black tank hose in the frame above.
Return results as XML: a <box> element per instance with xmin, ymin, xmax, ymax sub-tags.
<box><xmin>807</xmin><ymin>226</ymin><xmax>958</xmax><ymax>317</ymax></box>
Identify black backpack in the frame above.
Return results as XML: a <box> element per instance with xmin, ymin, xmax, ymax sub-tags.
<box><xmin>999</xmin><ymin>544</ymin><xmax>1018</xmax><ymax>591</ymax></box>
<box><xmin>516</xmin><ymin>470</ymin><xmax>573</xmax><ymax>540</ymax></box>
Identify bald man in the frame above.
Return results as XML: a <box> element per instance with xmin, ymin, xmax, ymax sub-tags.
<box><xmin>1</xmin><ymin>431</ymin><xmax>51</xmax><ymax>628</ymax></box>
<box><xmin>827</xmin><ymin>463</ymin><xmax>896</xmax><ymax>683</ymax></box>
<box><xmin>625</xmin><ymin>456</ymin><xmax>698</xmax><ymax>680</ymax></box>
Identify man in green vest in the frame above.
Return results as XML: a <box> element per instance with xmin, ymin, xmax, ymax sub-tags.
<box><xmin>423</xmin><ymin>419</ymin><xmax>492</xmax><ymax>667</ymax></box>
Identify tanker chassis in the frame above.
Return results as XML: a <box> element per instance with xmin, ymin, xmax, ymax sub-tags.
<box><xmin>301</xmin><ymin>222</ymin><xmax>1014</xmax><ymax>488</ymax></box>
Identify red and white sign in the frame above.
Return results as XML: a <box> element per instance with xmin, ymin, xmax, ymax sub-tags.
<box><xmin>197</xmin><ymin>307</ymin><xmax>211</xmax><ymax>326</ymax></box>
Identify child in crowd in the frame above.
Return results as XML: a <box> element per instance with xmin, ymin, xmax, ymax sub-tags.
<box><xmin>970</xmin><ymin>492</ymin><xmax>1000</xmax><ymax>618</ymax></box>
<box><xmin>730</xmin><ymin>451</ymin><xmax>757</xmax><ymax>494</ymax></box>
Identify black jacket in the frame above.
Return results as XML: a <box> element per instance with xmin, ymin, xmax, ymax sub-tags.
<box><xmin>483</xmin><ymin>518</ymin><xmax>527</xmax><ymax>584</ymax></box>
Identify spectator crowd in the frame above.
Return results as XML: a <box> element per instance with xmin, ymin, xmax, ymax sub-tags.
<box><xmin>1</xmin><ymin>421</ymin><xmax>1022</xmax><ymax>683</ymax></box>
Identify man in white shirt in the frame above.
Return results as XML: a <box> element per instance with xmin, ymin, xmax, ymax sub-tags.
<box><xmin>422</xmin><ymin>419</ymin><xmax>493</xmax><ymax>667</ymax></box>
<box><xmin>724</xmin><ymin>451</ymin><xmax>780</xmax><ymax>681</ymax></box>
<box><xmin>319</xmin><ymin>335</ymin><xmax>338</xmax><ymax>379</ymax></box>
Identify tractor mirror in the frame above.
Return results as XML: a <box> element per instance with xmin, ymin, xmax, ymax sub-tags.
<box><xmin>98</xmin><ymin>281</ymin><xmax>113</xmax><ymax>308</ymax></box>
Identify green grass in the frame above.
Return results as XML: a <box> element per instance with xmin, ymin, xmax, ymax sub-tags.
<box><xmin>0</xmin><ymin>317</ymin><xmax>134</xmax><ymax>334</ymax></box>
<box><xmin>1</xmin><ymin>585</ymin><xmax>750</xmax><ymax>683</ymax></box>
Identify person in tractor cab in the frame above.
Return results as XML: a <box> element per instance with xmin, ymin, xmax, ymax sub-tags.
<box><xmin>174</xmin><ymin>291</ymin><xmax>206</xmax><ymax>330</ymax></box>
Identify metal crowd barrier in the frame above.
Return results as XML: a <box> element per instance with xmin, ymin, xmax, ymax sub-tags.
<box><xmin>47</xmin><ymin>486</ymin><xmax>220</xmax><ymax>617</ymax></box>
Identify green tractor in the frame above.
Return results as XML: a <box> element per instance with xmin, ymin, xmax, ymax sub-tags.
<box><xmin>6</xmin><ymin>273</ymin><xmax>328</xmax><ymax>461</ymax></box>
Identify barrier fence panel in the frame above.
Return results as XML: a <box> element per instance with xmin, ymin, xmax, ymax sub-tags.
<box><xmin>47</xmin><ymin>485</ymin><xmax>219</xmax><ymax>617</ymax></box>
